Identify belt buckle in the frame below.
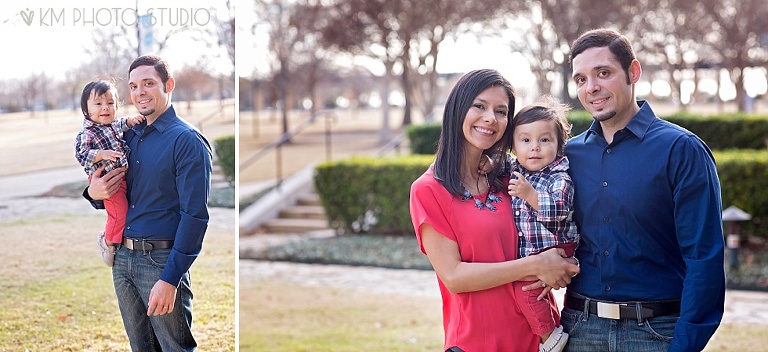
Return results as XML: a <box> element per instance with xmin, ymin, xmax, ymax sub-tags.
<box><xmin>596</xmin><ymin>302</ymin><xmax>621</xmax><ymax>319</ymax></box>
<box><xmin>139</xmin><ymin>240</ymin><xmax>154</xmax><ymax>252</ymax></box>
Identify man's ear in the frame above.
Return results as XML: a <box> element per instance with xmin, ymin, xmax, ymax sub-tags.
<box><xmin>165</xmin><ymin>77</ymin><xmax>175</xmax><ymax>93</ymax></box>
<box><xmin>629</xmin><ymin>59</ymin><xmax>642</xmax><ymax>84</ymax></box>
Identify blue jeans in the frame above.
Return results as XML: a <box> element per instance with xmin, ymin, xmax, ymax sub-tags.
<box><xmin>112</xmin><ymin>246</ymin><xmax>196</xmax><ymax>351</ymax></box>
<box><xmin>561</xmin><ymin>307</ymin><xmax>677</xmax><ymax>352</ymax></box>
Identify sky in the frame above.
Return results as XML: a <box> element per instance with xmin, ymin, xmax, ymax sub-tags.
<box><xmin>236</xmin><ymin>3</ymin><xmax>537</xmax><ymax>91</ymax></box>
<box><xmin>233</xmin><ymin>1</ymin><xmax>768</xmax><ymax>104</ymax></box>
<box><xmin>3</xmin><ymin>1</ymin><xmax>764</xmax><ymax>103</ymax></box>
<box><xmin>0</xmin><ymin>0</ymin><xmax>232</xmax><ymax>80</ymax></box>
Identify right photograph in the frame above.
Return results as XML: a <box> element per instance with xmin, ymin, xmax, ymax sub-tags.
<box><xmin>235</xmin><ymin>1</ymin><xmax>768</xmax><ymax>351</ymax></box>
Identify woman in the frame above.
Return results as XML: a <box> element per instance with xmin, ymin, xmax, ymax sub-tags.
<box><xmin>409</xmin><ymin>69</ymin><xmax>579</xmax><ymax>351</ymax></box>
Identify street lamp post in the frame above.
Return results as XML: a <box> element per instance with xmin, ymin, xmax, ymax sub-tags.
<box><xmin>721</xmin><ymin>205</ymin><xmax>752</xmax><ymax>271</ymax></box>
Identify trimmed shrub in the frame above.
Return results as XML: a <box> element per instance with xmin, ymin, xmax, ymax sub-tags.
<box><xmin>314</xmin><ymin>155</ymin><xmax>434</xmax><ymax>235</ymax></box>
<box><xmin>213</xmin><ymin>135</ymin><xmax>235</xmax><ymax>185</ymax></box>
<box><xmin>567</xmin><ymin>111</ymin><xmax>768</xmax><ymax>150</ymax></box>
<box><xmin>314</xmin><ymin>150</ymin><xmax>768</xmax><ymax>241</ymax></box>
<box><xmin>406</xmin><ymin>122</ymin><xmax>441</xmax><ymax>154</ymax></box>
<box><xmin>714</xmin><ymin>149</ymin><xmax>768</xmax><ymax>238</ymax></box>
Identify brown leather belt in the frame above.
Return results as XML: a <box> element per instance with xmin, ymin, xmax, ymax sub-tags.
<box><xmin>122</xmin><ymin>237</ymin><xmax>174</xmax><ymax>251</ymax></box>
<box><xmin>564</xmin><ymin>292</ymin><xmax>680</xmax><ymax>320</ymax></box>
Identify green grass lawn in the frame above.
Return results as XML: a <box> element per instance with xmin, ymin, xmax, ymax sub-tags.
<box><xmin>0</xmin><ymin>212</ymin><xmax>235</xmax><ymax>351</ymax></box>
<box><xmin>239</xmin><ymin>281</ymin><xmax>443</xmax><ymax>352</ymax></box>
<box><xmin>241</xmin><ymin>234</ymin><xmax>768</xmax><ymax>351</ymax></box>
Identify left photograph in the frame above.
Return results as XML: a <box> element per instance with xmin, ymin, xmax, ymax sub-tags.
<box><xmin>0</xmin><ymin>1</ymin><xmax>236</xmax><ymax>351</ymax></box>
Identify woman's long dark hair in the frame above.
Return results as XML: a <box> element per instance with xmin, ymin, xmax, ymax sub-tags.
<box><xmin>433</xmin><ymin>69</ymin><xmax>516</xmax><ymax>197</ymax></box>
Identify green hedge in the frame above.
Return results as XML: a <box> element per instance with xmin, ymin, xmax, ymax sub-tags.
<box><xmin>407</xmin><ymin>112</ymin><xmax>768</xmax><ymax>153</ymax></box>
<box><xmin>314</xmin><ymin>150</ymin><xmax>768</xmax><ymax>239</ymax></box>
<box><xmin>406</xmin><ymin>122</ymin><xmax>442</xmax><ymax>154</ymax></box>
<box><xmin>213</xmin><ymin>135</ymin><xmax>235</xmax><ymax>185</ymax></box>
<box><xmin>314</xmin><ymin>155</ymin><xmax>434</xmax><ymax>234</ymax></box>
<box><xmin>714</xmin><ymin>149</ymin><xmax>768</xmax><ymax>237</ymax></box>
<box><xmin>568</xmin><ymin>111</ymin><xmax>768</xmax><ymax>150</ymax></box>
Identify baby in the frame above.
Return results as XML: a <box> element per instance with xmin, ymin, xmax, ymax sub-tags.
<box><xmin>74</xmin><ymin>79</ymin><xmax>144</xmax><ymax>267</ymax></box>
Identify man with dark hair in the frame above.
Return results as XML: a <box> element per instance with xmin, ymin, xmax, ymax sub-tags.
<box><xmin>561</xmin><ymin>28</ymin><xmax>725</xmax><ymax>352</ymax></box>
<box><xmin>84</xmin><ymin>55</ymin><xmax>212</xmax><ymax>351</ymax></box>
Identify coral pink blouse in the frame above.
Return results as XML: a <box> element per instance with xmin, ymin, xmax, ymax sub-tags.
<box><xmin>410</xmin><ymin>168</ymin><xmax>539</xmax><ymax>351</ymax></box>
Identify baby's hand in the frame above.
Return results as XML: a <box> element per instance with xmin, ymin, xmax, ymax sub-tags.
<box><xmin>508</xmin><ymin>171</ymin><xmax>536</xmax><ymax>202</ymax></box>
<box><xmin>95</xmin><ymin>150</ymin><xmax>123</xmax><ymax>162</ymax></box>
<box><xmin>127</xmin><ymin>115</ymin><xmax>145</xmax><ymax>127</ymax></box>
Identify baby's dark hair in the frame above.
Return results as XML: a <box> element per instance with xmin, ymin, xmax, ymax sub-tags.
<box><xmin>512</xmin><ymin>95</ymin><xmax>572</xmax><ymax>156</ymax></box>
<box><xmin>80</xmin><ymin>79</ymin><xmax>118</xmax><ymax>119</ymax></box>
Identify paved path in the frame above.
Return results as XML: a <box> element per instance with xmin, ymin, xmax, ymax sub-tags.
<box><xmin>0</xmin><ymin>166</ymin><xmax>83</xmax><ymax>201</ymax></box>
<box><xmin>239</xmin><ymin>234</ymin><xmax>768</xmax><ymax>326</ymax></box>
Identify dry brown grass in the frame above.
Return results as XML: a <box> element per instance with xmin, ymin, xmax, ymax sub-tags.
<box><xmin>239</xmin><ymin>280</ymin><xmax>443</xmax><ymax>351</ymax></box>
<box><xmin>0</xmin><ymin>99</ymin><xmax>234</xmax><ymax>177</ymax></box>
<box><xmin>0</xmin><ymin>209</ymin><xmax>235</xmax><ymax>351</ymax></box>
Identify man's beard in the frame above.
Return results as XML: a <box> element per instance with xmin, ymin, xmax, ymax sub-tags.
<box><xmin>593</xmin><ymin>109</ymin><xmax>616</xmax><ymax>122</ymax></box>
<box><xmin>140</xmin><ymin>108</ymin><xmax>155</xmax><ymax>117</ymax></box>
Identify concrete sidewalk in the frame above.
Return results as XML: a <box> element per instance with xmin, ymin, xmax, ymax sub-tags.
<box><xmin>239</xmin><ymin>235</ymin><xmax>768</xmax><ymax>326</ymax></box>
<box><xmin>0</xmin><ymin>167</ymin><xmax>84</xmax><ymax>201</ymax></box>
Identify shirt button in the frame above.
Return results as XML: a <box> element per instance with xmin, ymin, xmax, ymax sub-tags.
<box><xmin>604</xmin><ymin>250</ymin><xmax>610</xmax><ymax>256</ymax></box>
<box><xmin>126</xmin><ymin>226</ymin><xmax>131</xmax><ymax>230</ymax></box>
<box><xmin>131</xmin><ymin>204</ymin><xmax>135</xmax><ymax>208</ymax></box>
<box><xmin>605</xmin><ymin>285</ymin><xmax>611</xmax><ymax>291</ymax></box>
<box><xmin>603</xmin><ymin>217</ymin><xmax>609</xmax><ymax>222</ymax></box>
<box><xmin>135</xmin><ymin>160</ymin><xmax>140</xmax><ymax>164</ymax></box>
<box><xmin>515</xmin><ymin>210</ymin><xmax>520</xmax><ymax>216</ymax></box>
<box><xmin>606</xmin><ymin>148</ymin><xmax>612</xmax><ymax>154</ymax></box>
<box><xmin>602</xmin><ymin>181</ymin><xmax>608</xmax><ymax>187</ymax></box>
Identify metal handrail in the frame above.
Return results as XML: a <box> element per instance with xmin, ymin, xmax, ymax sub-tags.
<box><xmin>195</xmin><ymin>100</ymin><xmax>234</xmax><ymax>132</ymax></box>
<box><xmin>376</xmin><ymin>131</ymin><xmax>407</xmax><ymax>156</ymax></box>
<box><xmin>240</xmin><ymin>110</ymin><xmax>337</xmax><ymax>185</ymax></box>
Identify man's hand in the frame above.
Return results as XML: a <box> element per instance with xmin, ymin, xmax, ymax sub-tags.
<box><xmin>88</xmin><ymin>165</ymin><xmax>125</xmax><ymax>200</ymax></box>
<box><xmin>147</xmin><ymin>280</ymin><xmax>177</xmax><ymax>316</ymax></box>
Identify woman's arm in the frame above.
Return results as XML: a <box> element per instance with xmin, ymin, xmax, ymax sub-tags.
<box><xmin>420</xmin><ymin>223</ymin><xmax>579</xmax><ymax>293</ymax></box>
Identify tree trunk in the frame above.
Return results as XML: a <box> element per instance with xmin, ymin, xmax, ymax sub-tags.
<box><xmin>380</xmin><ymin>61</ymin><xmax>394</xmax><ymax>143</ymax></box>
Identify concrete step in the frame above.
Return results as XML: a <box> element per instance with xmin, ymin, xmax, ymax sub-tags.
<box><xmin>279</xmin><ymin>205</ymin><xmax>326</xmax><ymax>220</ymax></box>
<box><xmin>297</xmin><ymin>193</ymin><xmax>321</xmax><ymax>206</ymax></box>
<box><xmin>261</xmin><ymin>218</ymin><xmax>330</xmax><ymax>233</ymax></box>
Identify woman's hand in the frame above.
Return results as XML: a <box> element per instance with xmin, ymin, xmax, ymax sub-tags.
<box><xmin>523</xmin><ymin>248</ymin><xmax>580</xmax><ymax>294</ymax></box>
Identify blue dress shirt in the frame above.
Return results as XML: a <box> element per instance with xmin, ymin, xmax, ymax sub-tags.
<box><xmin>565</xmin><ymin>101</ymin><xmax>725</xmax><ymax>351</ymax></box>
<box><xmin>123</xmin><ymin>105</ymin><xmax>212</xmax><ymax>286</ymax></box>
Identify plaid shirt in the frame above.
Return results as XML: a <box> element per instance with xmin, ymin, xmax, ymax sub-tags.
<box><xmin>509</xmin><ymin>155</ymin><xmax>579</xmax><ymax>257</ymax></box>
<box><xmin>74</xmin><ymin>117</ymin><xmax>130</xmax><ymax>176</ymax></box>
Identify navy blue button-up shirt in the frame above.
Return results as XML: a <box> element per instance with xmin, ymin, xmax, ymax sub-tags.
<box><xmin>565</xmin><ymin>101</ymin><xmax>725</xmax><ymax>351</ymax></box>
<box><xmin>123</xmin><ymin>105</ymin><xmax>212</xmax><ymax>286</ymax></box>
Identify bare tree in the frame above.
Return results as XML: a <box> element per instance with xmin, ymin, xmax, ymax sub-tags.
<box><xmin>401</xmin><ymin>0</ymin><xmax>521</xmax><ymax>126</ymax></box>
<box><xmin>18</xmin><ymin>73</ymin><xmax>45</xmax><ymax>117</ymax></box>
<box><xmin>253</xmin><ymin>0</ymin><xmax>325</xmax><ymax>138</ymax></box>
<box><xmin>320</xmin><ymin>0</ymin><xmax>522</xmax><ymax>140</ymax></box>
<box><xmin>216</xmin><ymin>0</ymin><xmax>236</xmax><ymax>78</ymax></box>
<box><xmin>320</xmin><ymin>0</ymin><xmax>403</xmax><ymax>142</ymax></box>
<box><xmin>628</xmin><ymin>0</ymin><xmax>712</xmax><ymax>110</ymax></box>
<box><xmin>85</xmin><ymin>27</ymin><xmax>137</xmax><ymax>79</ymax></box>
<box><xmin>508</xmin><ymin>2</ymin><xmax>559</xmax><ymax>98</ymax></box>
<box><xmin>174</xmin><ymin>63</ymin><xmax>218</xmax><ymax>111</ymax></box>
<box><xmin>696</xmin><ymin>0</ymin><xmax>768</xmax><ymax>111</ymax></box>
<box><xmin>535</xmin><ymin>0</ymin><xmax>629</xmax><ymax>106</ymax></box>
